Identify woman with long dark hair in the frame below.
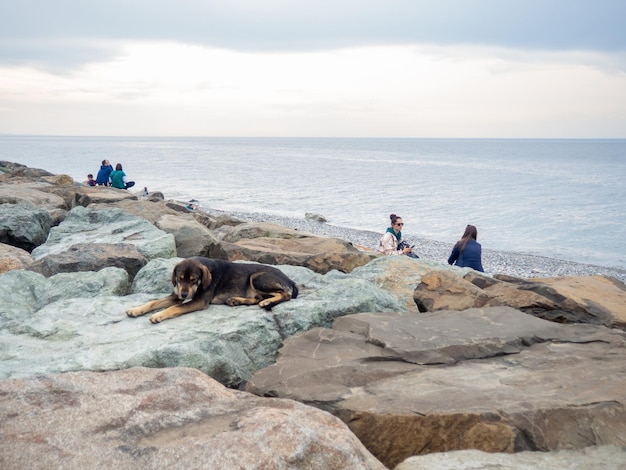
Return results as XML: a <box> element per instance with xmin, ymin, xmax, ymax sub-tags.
<box><xmin>447</xmin><ymin>224</ymin><xmax>484</xmax><ymax>271</ymax></box>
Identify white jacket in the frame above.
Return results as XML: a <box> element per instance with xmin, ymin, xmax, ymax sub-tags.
<box><xmin>377</xmin><ymin>231</ymin><xmax>402</xmax><ymax>255</ymax></box>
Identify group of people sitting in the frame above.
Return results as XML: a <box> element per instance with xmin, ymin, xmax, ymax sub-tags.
<box><xmin>377</xmin><ymin>213</ymin><xmax>484</xmax><ymax>272</ymax></box>
<box><xmin>86</xmin><ymin>160</ymin><xmax>135</xmax><ymax>189</ymax></box>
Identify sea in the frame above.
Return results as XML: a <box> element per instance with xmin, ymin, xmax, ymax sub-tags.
<box><xmin>1</xmin><ymin>136</ymin><xmax>625</xmax><ymax>270</ymax></box>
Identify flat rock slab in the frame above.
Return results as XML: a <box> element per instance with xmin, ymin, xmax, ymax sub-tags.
<box><xmin>0</xmin><ymin>367</ymin><xmax>385</xmax><ymax>470</ymax></box>
<box><xmin>394</xmin><ymin>446</ymin><xmax>626</xmax><ymax>470</ymax></box>
<box><xmin>246</xmin><ymin>307</ymin><xmax>626</xmax><ymax>468</ymax></box>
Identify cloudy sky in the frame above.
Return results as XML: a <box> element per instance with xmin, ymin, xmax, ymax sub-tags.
<box><xmin>1</xmin><ymin>0</ymin><xmax>625</xmax><ymax>137</ymax></box>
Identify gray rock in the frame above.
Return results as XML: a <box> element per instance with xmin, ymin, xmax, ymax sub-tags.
<box><xmin>0</xmin><ymin>267</ymin><xmax>128</xmax><ymax>329</ymax></box>
<box><xmin>246</xmin><ymin>307</ymin><xmax>626</xmax><ymax>468</ymax></box>
<box><xmin>0</xmin><ymin>367</ymin><xmax>386</xmax><ymax>470</ymax></box>
<box><xmin>156</xmin><ymin>213</ymin><xmax>221</xmax><ymax>257</ymax></box>
<box><xmin>0</xmin><ymin>262</ymin><xmax>402</xmax><ymax>387</ymax></box>
<box><xmin>31</xmin><ymin>206</ymin><xmax>176</xmax><ymax>260</ymax></box>
<box><xmin>0</xmin><ymin>204</ymin><xmax>52</xmax><ymax>251</ymax></box>
<box><xmin>130</xmin><ymin>257</ymin><xmax>183</xmax><ymax>294</ymax></box>
<box><xmin>28</xmin><ymin>242</ymin><xmax>147</xmax><ymax>280</ymax></box>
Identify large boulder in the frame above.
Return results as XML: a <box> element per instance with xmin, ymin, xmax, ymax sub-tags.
<box><xmin>0</xmin><ymin>261</ymin><xmax>402</xmax><ymax>387</ymax></box>
<box><xmin>156</xmin><ymin>213</ymin><xmax>222</xmax><ymax>258</ymax></box>
<box><xmin>219</xmin><ymin>221</ymin><xmax>311</xmax><ymax>242</ymax></box>
<box><xmin>89</xmin><ymin>198</ymin><xmax>183</xmax><ymax>224</ymax></box>
<box><xmin>215</xmin><ymin>236</ymin><xmax>372</xmax><ymax>274</ymax></box>
<box><xmin>246</xmin><ymin>307</ymin><xmax>626</xmax><ymax>468</ymax></box>
<box><xmin>0</xmin><ymin>182</ymin><xmax>67</xmax><ymax>209</ymax></box>
<box><xmin>28</xmin><ymin>242</ymin><xmax>147</xmax><ymax>281</ymax></box>
<box><xmin>0</xmin><ymin>204</ymin><xmax>53</xmax><ymax>251</ymax></box>
<box><xmin>414</xmin><ymin>270</ymin><xmax>626</xmax><ymax>330</ymax></box>
<box><xmin>0</xmin><ymin>267</ymin><xmax>129</xmax><ymax>329</ymax></box>
<box><xmin>487</xmin><ymin>274</ymin><xmax>626</xmax><ymax>328</ymax></box>
<box><xmin>0</xmin><ymin>161</ymin><xmax>54</xmax><ymax>178</ymax></box>
<box><xmin>31</xmin><ymin>206</ymin><xmax>177</xmax><ymax>261</ymax></box>
<box><xmin>0</xmin><ymin>367</ymin><xmax>385</xmax><ymax>470</ymax></box>
<box><xmin>394</xmin><ymin>446</ymin><xmax>626</xmax><ymax>470</ymax></box>
<box><xmin>0</xmin><ymin>243</ymin><xmax>34</xmax><ymax>274</ymax></box>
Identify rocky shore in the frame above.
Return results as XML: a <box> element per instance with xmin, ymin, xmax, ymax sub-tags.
<box><xmin>1</xmin><ymin>161</ymin><xmax>626</xmax><ymax>469</ymax></box>
<box><xmin>205</xmin><ymin>208</ymin><xmax>626</xmax><ymax>283</ymax></box>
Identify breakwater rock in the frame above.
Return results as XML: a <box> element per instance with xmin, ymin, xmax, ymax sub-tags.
<box><xmin>1</xmin><ymin>161</ymin><xmax>626</xmax><ymax>469</ymax></box>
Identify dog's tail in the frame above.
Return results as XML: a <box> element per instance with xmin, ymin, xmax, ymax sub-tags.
<box><xmin>291</xmin><ymin>284</ymin><xmax>299</xmax><ymax>299</ymax></box>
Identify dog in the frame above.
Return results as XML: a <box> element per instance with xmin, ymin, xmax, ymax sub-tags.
<box><xmin>126</xmin><ymin>257</ymin><xmax>298</xmax><ymax>324</ymax></box>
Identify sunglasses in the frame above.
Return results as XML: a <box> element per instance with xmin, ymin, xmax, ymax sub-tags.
<box><xmin>395</xmin><ymin>223</ymin><xmax>404</xmax><ymax>226</ymax></box>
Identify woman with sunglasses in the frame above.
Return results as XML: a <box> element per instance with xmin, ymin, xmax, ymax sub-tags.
<box><xmin>377</xmin><ymin>214</ymin><xmax>415</xmax><ymax>256</ymax></box>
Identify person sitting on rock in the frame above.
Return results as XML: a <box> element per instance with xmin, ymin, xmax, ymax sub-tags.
<box><xmin>109</xmin><ymin>163</ymin><xmax>135</xmax><ymax>190</ymax></box>
<box><xmin>95</xmin><ymin>160</ymin><xmax>113</xmax><ymax>186</ymax></box>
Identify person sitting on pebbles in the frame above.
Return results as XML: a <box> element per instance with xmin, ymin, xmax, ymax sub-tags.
<box><xmin>448</xmin><ymin>224</ymin><xmax>484</xmax><ymax>272</ymax></box>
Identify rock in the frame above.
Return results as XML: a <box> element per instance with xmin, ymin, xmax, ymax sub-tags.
<box><xmin>0</xmin><ymin>161</ymin><xmax>53</xmax><ymax>178</ymax></box>
<box><xmin>0</xmin><ymin>267</ymin><xmax>129</xmax><ymax>329</ymax></box>
<box><xmin>394</xmin><ymin>446</ymin><xmax>626</xmax><ymax>470</ymax></box>
<box><xmin>31</xmin><ymin>206</ymin><xmax>177</xmax><ymax>261</ymax></box>
<box><xmin>491</xmin><ymin>275</ymin><xmax>626</xmax><ymax>329</ymax></box>
<box><xmin>352</xmin><ymin>256</ymin><xmax>459</xmax><ymax>312</ymax></box>
<box><xmin>156</xmin><ymin>213</ymin><xmax>221</xmax><ymax>258</ymax></box>
<box><xmin>305</xmin><ymin>212</ymin><xmax>328</xmax><ymax>222</ymax></box>
<box><xmin>28</xmin><ymin>242</ymin><xmax>147</xmax><ymax>280</ymax></box>
<box><xmin>0</xmin><ymin>182</ymin><xmax>67</xmax><ymax>209</ymax></box>
<box><xmin>246</xmin><ymin>307</ymin><xmax>626</xmax><ymax>468</ymax></box>
<box><xmin>413</xmin><ymin>270</ymin><xmax>489</xmax><ymax>312</ymax></box>
<box><xmin>0</xmin><ymin>204</ymin><xmax>53</xmax><ymax>251</ymax></box>
<box><xmin>130</xmin><ymin>257</ymin><xmax>182</xmax><ymax>294</ymax></box>
<box><xmin>216</xmin><ymin>236</ymin><xmax>372</xmax><ymax>274</ymax></box>
<box><xmin>415</xmin><ymin>270</ymin><xmax>626</xmax><ymax>330</ymax></box>
<box><xmin>71</xmin><ymin>185</ymin><xmax>138</xmax><ymax>207</ymax></box>
<box><xmin>220</xmin><ymin>221</ymin><xmax>312</xmax><ymax>242</ymax></box>
<box><xmin>0</xmin><ymin>243</ymin><xmax>34</xmax><ymax>274</ymax></box>
<box><xmin>0</xmin><ymin>367</ymin><xmax>385</xmax><ymax>470</ymax></box>
<box><xmin>88</xmin><ymin>198</ymin><xmax>182</xmax><ymax>224</ymax></box>
<box><xmin>0</xmin><ymin>261</ymin><xmax>402</xmax><ymax>386</ymax></box>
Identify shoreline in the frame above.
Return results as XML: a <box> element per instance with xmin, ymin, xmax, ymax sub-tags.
<box><xmin>201</xmin><ymin>207</ymin><xmax>626</xmax><ymax>284</ymax></box>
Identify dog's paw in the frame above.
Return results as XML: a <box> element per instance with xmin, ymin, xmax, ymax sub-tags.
<box><xmin>258</xmin><ymin>299</ymin><xmax>274</xmax><ymax>310</ymax></box>
<box><xmin>149</xmin><ymin>313</ymin><xmax>165</xmax><ymax>324</ymax></box>
<box><xmin>226</xmin><ymin>297</ymin><xmax>241</xmax><ymax>306</ymax></box>
<box><xmin>126</xmin><ymin>307</ymin><xmax>144</xmax><ymax>318</ymax></box>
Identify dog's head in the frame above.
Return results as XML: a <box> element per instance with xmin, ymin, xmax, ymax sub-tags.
<box><xmin>171</xmin><ymin>259</ymin><xmax>212</xmax><ymax>301</ymax></box>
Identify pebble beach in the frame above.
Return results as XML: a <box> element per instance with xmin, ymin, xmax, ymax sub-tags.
<box><xmin>203</xmin><ymin>207</ymin><xmax>626</xmax><ymax>284</ymax></box>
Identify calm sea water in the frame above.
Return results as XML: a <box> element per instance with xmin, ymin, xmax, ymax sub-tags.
<box><xmin>1</xmin><ymin>136</ymin><xmax>625</xmax><ymax>270</ymax></box>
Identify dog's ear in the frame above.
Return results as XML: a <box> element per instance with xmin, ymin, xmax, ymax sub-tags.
<box><xmin>201</xmin><ymin>264</ymin><xmax>212</xmax><ymax>290</ymax></box>
<box><xmin>171</xmin><ymin>265</ymin><xmax>179</xmax><ymax>286</ymax></box>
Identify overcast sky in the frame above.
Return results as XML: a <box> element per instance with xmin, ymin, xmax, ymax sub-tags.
<box><xmin>1</xmin><ymin>0</ymin><xmax>625</xmax><ymax>138</ymax></box>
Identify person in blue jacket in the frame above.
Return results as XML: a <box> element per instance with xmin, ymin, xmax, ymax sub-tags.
<box><xmin>448</xmin><ymin>224</ymin><xmax>484</xmax><ymax>272</ymax></box>
<box><xmin>95</xmin><ymin>160</ymin><xmax>113</xmax><ymax>186</ymax></box>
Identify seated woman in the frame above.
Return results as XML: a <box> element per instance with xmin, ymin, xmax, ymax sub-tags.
<box><xmin>447</xmin><ymin>224</ymin><xmax>484</xmax><ymax>272</ymax></box>
<box><xmin>377</xmin><ymin>214</ymin><xmax>416</xmax><ymax>257</ymax></box>
<box><xmin>109</xmin><ymin>163</ymin><xmax>136</xmax><ymax>190</ymax></box>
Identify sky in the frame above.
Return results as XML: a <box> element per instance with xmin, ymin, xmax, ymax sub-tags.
<box><xmin>0</xmin><ymin>0</ymin><xmax>625</xmax><ymax>138</ymax></box>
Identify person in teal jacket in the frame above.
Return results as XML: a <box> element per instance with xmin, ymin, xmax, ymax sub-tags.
<box><xmin>109</xmin><ymin>163</ymin><xmax>135</xmax><ymax>190</ymax></box>
<box><xmin>448</xmin><ymin>224</ymin><xmax>484</xmax><ymax>272</ymax></box>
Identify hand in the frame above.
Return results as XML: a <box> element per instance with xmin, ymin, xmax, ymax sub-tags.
<box><xmin>402</xmin><ymin>246</ymin><xmax>412</xmax><ymax>254</ymax></box>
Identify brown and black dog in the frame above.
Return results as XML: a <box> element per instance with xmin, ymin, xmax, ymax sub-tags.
<box><xmin>126</xmin><ymin>257</ymin><xmax>298</xmax><ymax>324</ymax></box>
